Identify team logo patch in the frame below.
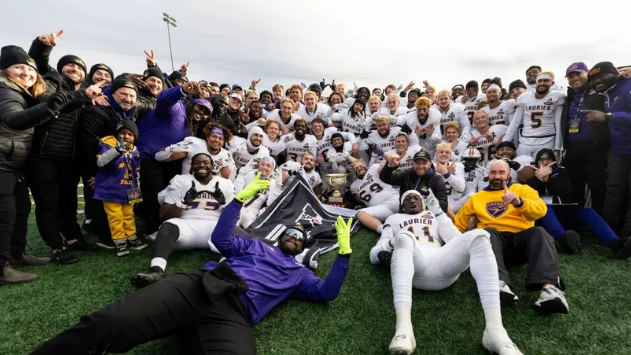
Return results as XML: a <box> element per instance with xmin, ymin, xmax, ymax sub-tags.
<box><xmin>543</xmin><ymin>99</ymin><xmax>553</xmax><ymax>105</ymax></box>
<box><xmin>296</xmin><ymin>204</ymin><xmax>322</xmax><ymax>226</ymax></box>
<box><xmin>486</xmin><ymin>201</ymin><xmax>508</xmax><ymax>218</ymax></box>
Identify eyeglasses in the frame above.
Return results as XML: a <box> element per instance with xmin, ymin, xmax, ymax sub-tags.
<box><xmin>284</xmin><ymin>228</ymin><xmax>305</xmax><ymax>241</ymax></box>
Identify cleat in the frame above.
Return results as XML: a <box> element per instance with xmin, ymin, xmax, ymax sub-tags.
<box><xmin>388</xmin><ymin>327</ymin><xmax>416</xmax><ymax>355</ymax></box>
<box><xmin>499</xmin><ymin>281</ymin><xmax>518</xmax><ymax>307</ymax></box>
<box><xmin>378</xmin><ymin>250</ymin><xmax>393</xmax><ymax>265</ymax></box>
<box><xmin>535</xmin><ymin>285</ymin><xmax>569</xmax><ymax>314</ymax></box>
<box><xmin>482</xmin><ymin>328</ymin><xmax>523</xmax><ymax>355</ymax></box>
<box><xmin>131</xmin><ymin>266</ymin><xmax>165</xmax><ymax>289</ymax></box>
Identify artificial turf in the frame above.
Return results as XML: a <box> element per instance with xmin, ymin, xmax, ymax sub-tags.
<box><xmin>1</xmin><ymin>214</ymin><xmax>631</xmax><ymax>355</ymax></box>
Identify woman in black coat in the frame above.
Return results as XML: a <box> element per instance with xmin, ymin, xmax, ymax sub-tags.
<box><xmin>0</xmin><ymin>45</ymin><xmax>98</xmax><ymax>285</ymax></box>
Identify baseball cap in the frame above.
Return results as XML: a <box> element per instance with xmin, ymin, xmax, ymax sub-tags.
<box><xmin>413</xmin><ymin>151</ymin><xmax>431</xmax><ymax>162</ymax></box>
<box><xmin>565</xmin><ymin>62</ymin><xmax>588</xmax><ymax>77</ymax></box>
<box><xmin>232</xmin><ymin>84</ymin><xmax>243</xmax><ymax>91</ymax></box>
<box><xmin>229</xmin><ymin>93</ymin><xmax>243</xmax><ymax>102</ymax></box>
<box><xmin>193</xmin><ymin>99</ymin><xmax>213</xmax><ymax>115</ymax></box>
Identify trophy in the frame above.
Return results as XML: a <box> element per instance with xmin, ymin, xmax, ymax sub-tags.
<box><xmin>326</xmin><ymin>173</ymin><xmax>348</xmax><ymax>207</ymax></box>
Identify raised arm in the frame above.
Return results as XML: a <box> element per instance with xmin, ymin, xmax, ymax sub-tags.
<box><xmin>503</xmin><ymin>106</ymin><xmax>523</xmax><ymax>143</ymax></box>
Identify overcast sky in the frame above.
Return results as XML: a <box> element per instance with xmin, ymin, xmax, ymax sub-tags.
<box><xmin>2</xmin><ymin>0</ymin><xmax>629</xmax><ymax>93</ymax></box>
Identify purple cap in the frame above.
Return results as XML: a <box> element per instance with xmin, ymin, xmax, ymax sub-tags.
<box><xmin>193</xmin><ymin>99</ymin><xmax>213</xmax><ymax>115</ymax></box>
<box><xmin>565</xmin><ymin>62</ymin><xmax>588</xmax><ymax>77</ymax></box>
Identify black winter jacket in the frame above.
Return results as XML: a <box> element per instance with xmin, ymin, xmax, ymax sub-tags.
<box><xmin>561</xmin><ymin>86</ymin><xmax>610</xmax><ymax>150</ymax></box>
<box><xmin>0</xmin><ymin>75</ymin><xmax>59</xmax><ymax>172</ymax></box>
<box><xmin>28</xmin><ymin>37</ymin><xmax>90</xmax><ymax>161</ymax></box>
<box><xmin>76</xmin><ymin>104</ymin><xmax>131</xmax><ymax>177</ymax></box>
<box><xmin>526</xmin><ymin>165</ymin><xmax>573</xmax><ymax>204</ymax></box>
<box><xmin>379</xmin><ymin>164</ymin><xmax>449</xmax><ymax>213</ymax></box>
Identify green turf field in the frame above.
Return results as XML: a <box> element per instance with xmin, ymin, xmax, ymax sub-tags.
<box><xmin>1</xmin><ymin>204</ymin><xmax>631</xmax><ymax>354</ymax></box>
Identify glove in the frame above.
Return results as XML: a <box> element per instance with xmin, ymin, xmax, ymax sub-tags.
<box><xmin>335</xmin><ymin>216</ymin><xmax>353</xmax><ymax>255</ymax></box>
<box><xmin>360</xmin><ymin>130</ymin><xmax>370</xmax><ymax>139</ymax></box>
<box><xmin>46</xmin><ymin>91</ymin><xmax>71</xmax><ymax>112</ymax></box>
<box><xmin>319</xmin><ymin>78</ymin><xmax>326</xmax><ymax>90</ymax></box>
<box><xmin>400</xmin><ymin>123</ymin><xmax>413</xmax><ymax>134</ymax></box>
<box><xmin>505</xmin><ymin>159</ymin><xmax>521</xmax><ymax>172</ymax></box>
<box><xmin>330</xmin><ymin>79</ymin><xmax>336</xmax><ymax>92</ymax></box>
<box><xmin>374</xmin><ymin>145</ymin><xmax>384</xmax><ymax>156</ymax></box>
<box><xmin>182</xmin><ymin>181</ymin><xmax>198</xmax><ymax>206</ymax></box>
<box><xmin>335</xmin><ymin>153</ymin><xmax>347</xmax><ymax>163</ymax></box>
<box><xmin>235</xmin><ymin>172</ymin><xmax>271</xmax><ymax>203</ymax></box>
<box><xmin>287</xmin><ymin>166</ymin><xmax>303</xmax><ymax>176</ymax></box>
<box><xmin>354</xmin><ymin>204</ymin><xmax>366</xmax><ymax>210</ymax></box>
<box><xmin>169</xmin><ymin>141</ymin><xmax>193</xmax><ymax>153</ymax></box>
<box><xmin>115</xmin><ymin>139</ymin><xmax>129</xmax><ymax>153</ymax></box>
<box><xmin>210</xmin><ymin>181</ymin><xmax>226</xmax><ymax>205</ymax></box>
<box><xmin>425</xmin><ymin>189</ymin><xmax>443</xmax><ymax>216</ymax></box>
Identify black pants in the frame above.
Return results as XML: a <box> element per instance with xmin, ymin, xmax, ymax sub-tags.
<box><xmin>138</xmin><ymin>158</ymin><xmax>180</xmax><ymax>235</ymax></box>
<box><xmin>485</xmin><ymin>226</ymin><xmax>562</xmax><ymax>291</ymax></box>
<box><xmin>603</xmin><ymin>153</ymin><xmax>631</xmax><ymax>235</ymax></box>
<box><xmin>0</xmin><ymin>171</ymin><xmax>30</xmax><ymax>265</ymax></box>
<box><xmin>31</xmin><ymin>270</ymin><xmax>255</xmax><ymax>355</ymax></box>
<box><xmin>26</xmin><ymin>160</ymin><xmax>83</xmax><ymax>250</ymax></box>
<box><xmin>79</xmin><ymin>173</ymin><xmax>111</xmax><ymax>243</ymax></box>
<box><xmin>562</xmin><ymin>143</ymin><xmax>608</xmax><ymax>215</ymax></box>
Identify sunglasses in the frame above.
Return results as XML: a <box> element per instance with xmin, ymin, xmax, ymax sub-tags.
<box><xmin>284</xmin><ymin>228</ymin><xmax>305</xmax><ymax>241</ymax></box>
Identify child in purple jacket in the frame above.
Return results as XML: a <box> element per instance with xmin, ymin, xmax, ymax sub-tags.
<box><xmin>94</xmin><ymin>120</ymin><xmax>146</xmax><ymax>257</ymax></box>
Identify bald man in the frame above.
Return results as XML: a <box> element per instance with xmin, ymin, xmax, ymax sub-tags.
<box><xmin>455</xmin><ymin>160</ymin><xmax>568</xmax><ymax>315</ymax></box>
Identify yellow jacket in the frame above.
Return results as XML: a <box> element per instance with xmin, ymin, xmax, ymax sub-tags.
<box><xmin>455</xmin><ymin>183</ymin><xmax>547</xmax><ymax>233</ymax></box>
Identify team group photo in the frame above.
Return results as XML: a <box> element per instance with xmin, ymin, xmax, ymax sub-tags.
<box><xmin>1</xmin><ymin>1</ymin><xmax>631</xmax><ymax>354</ymax></box>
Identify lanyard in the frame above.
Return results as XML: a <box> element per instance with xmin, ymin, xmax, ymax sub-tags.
<box><xmin>123</xmin><ymin>151</ymin><xmax>136</xmax><ymax>188</ymax></box>
<box><xmin>571</xmin><ymin>93</ymin><xmax>585</xmax><ymax>120</ymax></box>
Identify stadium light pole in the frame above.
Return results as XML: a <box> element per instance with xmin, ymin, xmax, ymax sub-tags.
<box><xmin>162</xmin><ymin>12</ymin><xmax>177</xmax><ymax>72</ymax></box>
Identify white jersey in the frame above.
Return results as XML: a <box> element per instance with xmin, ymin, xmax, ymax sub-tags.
<box><xmin>367</xmin><ymin>107</ymin><xmax>409</xmax><ymax>128</ymax></box>
<box><xmin>482</xmin><ymin>100</ymin><xmax>516</xmax><ymax>126</ymax></box>
<box><xmin>444</xmin><ymin>140</ymin><xmax>469</xmax><ymax>161</ymax></box>
<box><xmin>324</xmin><ymin>142</ymin><xmax>355</xmax><ymax>169</ymax></box>
<box><xmin>295</xmin><ymin>104</ymin><xmax>332</xmax><ymax>124</ymax></box>
<box><xmin>280</xmin><ymin>161</ymin><xmax>322</xmax><ymax>189</ymax></box>
<box><xmin>172</xmin><ymin>137</ymin><xmax>236</xmax><ymax>180</ymax></box>
<box><xmin>469</xmin><ymin>125</ymin><xmax>507</xmax><ymax>164</ymax></box>
<box><xmin>385</xmin><ymin>145</ymin><xmax>422</xmax><ymax>171</ymax></box>
<box><xmin>330</xmin><ymin>109</ymin><xmax>366</xmax><ymax>135</ymax></box>
<box><xmin>396</xmin><ymin>109</ymin><xmax>442</xmax><ymax>157</ymax></box>
<box><xmin>383</xmin><ymin>211</ymin><xmax>443</xmax><ymax>249</ymax></box>
<box><xmin>350</xmin><ymin>164</ymin><xmax>399</xmax><ymax>207</ymax></box>
<box><xmin>231</xmin><ymin>143</ymin><xmax>270</xmax><ymax>169</ymax></box>
<box><xmin>162</xmin><ymin>174</ymin><xmax>235</xmax><ymax>220</ymax></box>
<box><xmin>283</xmin><ymin>134</ymin><xmax>318</xmax><ymax>162</ymax></box>
<box><xmin>264</xmin><ymin>109</ymin><xmax>300</xmax><ymax>130</ymax></box>
<box><xmin>434</xmin><ymin>161</ymin><xmax>466</xmax><ymax>202</ymax></box>
<box><xmin>463</xmin><ymin>93</ymin><xmax>486</xmax><ymax>124</ymax></box>
<box><xmin>235</xmin><ymin>170</ymin><xmax>274</xmax><ymax>211</ymax></box>
<box><xmin>361</xmin><ymin>127</ymin><xmax>419</xmax><ymax>165</ymax></box>
<box><xmin>263</xmin><ymin>134</ymin><xmax>287</xmax><ymax>157</ymax></box>
<box><xmin>505</xmin><ymin>91</ymin><xmax>566</xmax><ymax>148</ymax></box>
<box><xmin>314</xmin><ymin>127</ymin><xmax>356</xmax><ymax>158</ymax></box>
<box><xmin>434</xmin><ymin>103</ymin><xmax>470</xmax><ymax>138</ymax></box>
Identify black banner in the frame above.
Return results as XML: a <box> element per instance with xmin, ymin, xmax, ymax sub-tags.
<box><xmin>235</xmin><ymin>175</ymin><xmax>359</xmax><ymax>268</ymax></box>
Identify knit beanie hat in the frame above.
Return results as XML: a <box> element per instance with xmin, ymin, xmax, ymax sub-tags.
<box><xmin>116</xmin><ymin>119</ymin><xmax>139</xmax><ymax>140</ymax></box>
<box><xmin>111</xmin><ymin>77</ymin><xmax>138</xmax><ymax>94</ymax></box>
<box><xmin>89</xmin><ymin>63</ymin><xmax>113</xmax><ymax>81</ymax></box>
<box><xmin>0</xmin><ymin>45</ymin><xmax>37</xmax><ymax>70</ymax></box>
<box><xmin>142</xmin><ymin>67</ymin><xmax>164</xmax><ymax>82</ymax></box>
<box><xmin>57</xmin><ymin>55</ymin><xmax>87</xmax><ymax>74</ymax></box>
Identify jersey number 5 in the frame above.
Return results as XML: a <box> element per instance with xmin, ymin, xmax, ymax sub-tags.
<box><xmin>530</xmin><ymin>111</ymin><xmax>543</xmax><ymax>129</ymax></box>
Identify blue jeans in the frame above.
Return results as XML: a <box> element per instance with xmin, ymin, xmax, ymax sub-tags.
<box><xmin>540</xmin><ymin>205</ymin><xmax>617</xmax><ymax>245</ymax></box>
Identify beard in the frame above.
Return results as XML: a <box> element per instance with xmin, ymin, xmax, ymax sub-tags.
<box><xmin>489</xmin><ymin>178</ymin><xmax>504</xmax><ymax>189</ymax></box>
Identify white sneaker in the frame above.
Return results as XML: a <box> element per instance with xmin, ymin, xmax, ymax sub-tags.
<box><xmin>146</xmin><ymin>231</ymin><xmax>158</xmax><ymax>242</ymax></box>
<box><xmin>482</xmin><ymin>328</ymin><xmax>523</xmax><ymax>355</ymax></box>
<box><xmin>388</xmin><ymin>327</ymin><xmax>416</xmax><ymax>355</ymax></box>
<box><xmin>499</xmin><ymin>281</ymin><xmax>518</xmax><ymax>307</ymax></box>
<box><xmin>534</xmin><ymin>285</ymin><xmax>569</xmax><ymax>314</ymax></box>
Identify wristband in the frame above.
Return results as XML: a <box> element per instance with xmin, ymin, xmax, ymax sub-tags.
<box><xmin>442</xmin><ymin>172</ymin><xmax>451</xmax><ymax>179</ymax></box>
<box><xmin>434</xmin><ymin>211</ymin><xmax>444</xmax><ymax>217</ymax></box>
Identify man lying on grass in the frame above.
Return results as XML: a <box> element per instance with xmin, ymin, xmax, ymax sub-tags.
<box><xmin>31</xmin><ymin>174</ymin><xmax>354</xmax><ymax>355</ymax></box>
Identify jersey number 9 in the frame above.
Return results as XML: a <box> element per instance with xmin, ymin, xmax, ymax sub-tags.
<box><xmin>359</xmin><ymin>183</ymin><xmax>384</xmax><ymax>203</ymax></box>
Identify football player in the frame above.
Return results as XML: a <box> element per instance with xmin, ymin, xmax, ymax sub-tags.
<box><xmin>351</xmin><ymin>160</ymin><xmax>400</xmax><ymax>232</ymax></box>
<box><xmin>361</xmin><ymin>117</ymin><xmax>419</xmax><ymax>166</ymax></box>
<box><xmin>469</xmin><ymin>110</ymin><xmax>507</xmax><ymax>166</ymax></box>
<box><xmin>396</xmin><ymin>97</ymin><xmax>442</xmax><ymax>157</ymax></box>
<box><xmin>131</xmin><ymin>153</ymin><xmax>235</xmax><ymax>288</ymax></box>
<box><xmin>155</xmin><ymin>122</ymin><xmax>235</xmax><ymax>180</ymax></box>
<box><xmin>235</xmin><ymin>156</ymin><xmax>276</xmax><ymax>228</ymax></box>
<box><xmin>503</xmin><ymin>72</ymin><xmax>566</xmax><ymax>158</ymax></box>
<box><xmin>370</xmin><ymin>190</ymin><xmax>522</xmax><ymax>355</ymax></box>
<box><xmin>434</xmin><ymin>89</ymin><xmax>470</xmax><ymax>139</ymax></box>
<box><xmin>231</xmin><ymin>126</ymin><xmax>270</xmax><ymax>169</ymax></box>
<box><xmin>282</xmin><ymin>118</ymin><xmax>317</xmax><ymax>162</ymax></box>
<box><xmin>482</xmin><ymin>84</ymin><xmax>516</xmax><ymax>126</ymax></box>
<box><xmin>383</xmin><ymin>133</ymin><xmax>423</xmax><ymax>172</ymax></box>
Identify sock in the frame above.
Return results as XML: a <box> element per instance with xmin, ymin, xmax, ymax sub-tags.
<box><xmin>376</xmin><ymin>225</ymin><xmax>384</xmax><ymax>233</ymax></box>
<box><xmin>467</xmin><ymin>232</ymin><xmax>500</xmax><ymax>309</ymax></box>
<box><xmin>151</xmin><ymin>257</ymin><xmax>167</xmax><ymax>271</ymax></box>
<box><xmin>483</xmin><ymin>307</ymin><xmax>503</xmax><ymax>331</ymax></box>
<box><xmin>152</xmin><ymin>223</ymin><xmax>180</xmax><ymax>260</ymax></box>
<box><xmin>391</xmin><ymin>235</ymin><xmax>415</xmax><ymax>330</ymax></box>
